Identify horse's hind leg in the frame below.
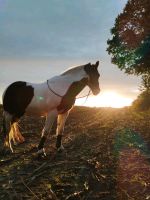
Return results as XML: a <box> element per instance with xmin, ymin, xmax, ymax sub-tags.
<box><xmin>13</xmin><ymin>122</ymin><xmax>25</xmax><ymax>144</ymax></box>
<box><xmin>10</xmin><ymin>123</ymin><xmax>25</xmax><ymax>146</ymax></box>
<box><xmin>2</xmin><ymin>111</ymin><xmax>15</xmax><ymax>153</ymax></box>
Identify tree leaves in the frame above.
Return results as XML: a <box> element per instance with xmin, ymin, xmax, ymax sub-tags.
<box><xmin>107</xmin><ymin>0</ymin><xmax>150</xmax><ymax>75</ymax></box>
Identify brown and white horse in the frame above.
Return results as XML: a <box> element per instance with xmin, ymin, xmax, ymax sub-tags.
<box><xmin>1</xmin><ymin>61</ymin><xmax>100</xmax><ymax>156</ymax></box>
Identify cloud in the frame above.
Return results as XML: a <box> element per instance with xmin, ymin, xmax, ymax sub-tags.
<box><xmin>0</xmin><ymin>0</ymin><xmax>127</xmax><ymax>58</ymax></box>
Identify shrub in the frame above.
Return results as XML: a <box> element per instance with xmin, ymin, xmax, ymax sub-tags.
<box><xmin>132</xmin><ymin>90</ymin><xmax>150</xmax><ymax>111</ymax></box>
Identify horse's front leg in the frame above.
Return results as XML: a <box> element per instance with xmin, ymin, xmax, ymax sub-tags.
<box><xmin>37</xmin><ymin>109</ymin><xmax>58</xmax><ymax>156</ymax></box>
<box><xmin>56</xmin><ymin>111</ymin><xmax>69</xmax><ymax>152</ymax></box>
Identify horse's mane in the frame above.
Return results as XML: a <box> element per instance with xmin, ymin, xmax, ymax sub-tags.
<box><xmin>61</xmin><ymin>65</ymin><xmax>84</xmax><ymax>76</ymax></box>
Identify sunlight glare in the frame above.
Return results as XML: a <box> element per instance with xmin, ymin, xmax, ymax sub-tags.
<box><xmin>75</xmin><ymin>91</ymin><xmax>133</xmax><ymax>108</ymax></box>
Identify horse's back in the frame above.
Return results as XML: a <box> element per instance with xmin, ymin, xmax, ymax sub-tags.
<box><xmin>3</xmin><ymin>81</ymin><xmax>34</xmax><ymax>118</ymax></box>
<box><xmin>25</xmin><ymin>81</ymin><xmax>61</xmax><ymax>116</ymax></box>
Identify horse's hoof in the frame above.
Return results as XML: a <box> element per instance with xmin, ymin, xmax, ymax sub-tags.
<box><xmin>13</xmin><ymin>142</ymin><xmax>18</xmax><ymax>146</ymax></box>
<box><xmin>37</xmin><ymin>148</ymin><xmax>47</xmax><ymax>158</ymax></box>
<box><xmin>15</xmin><ymin>137</ymin><xmax>25</xmax><ymax>144</ymax></box>
<box><xmin>19</xmin><ymin>137</ymin><xmax>25</xmax><ymax>143</ymax></box>
<box><xmin>0</xmin><ymin>148</ymin><xmax>12</xmax><ymax>156</ymax></box>
<box><xmin>57</xmin><ymin>145</ymin><xmax>64</xmax><ymax>153</ymax></box>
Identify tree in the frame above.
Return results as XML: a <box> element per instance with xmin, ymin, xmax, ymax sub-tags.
<box><xmin>107</xmin><ymin>0</ymin><xmax>150</xmax><ymax>75</ymax></box>
<box><xmin>140</xmin><ymin>73</ymin><xmax>150</xmax><ymax>91</ymax></box>
<box><xmin>132</xmin><ymin>90</ymin><xmax>150</xmax><ymax>111</ymax></box>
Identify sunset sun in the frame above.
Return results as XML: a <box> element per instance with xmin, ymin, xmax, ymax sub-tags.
<box><xmin>76</xmin><ymin>91</ymin><xmax>133</xmax><ymax>108</ymax></box>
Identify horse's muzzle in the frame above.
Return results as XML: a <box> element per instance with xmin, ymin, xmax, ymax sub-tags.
<box><xmin>93</xmin><ymin>88</ymin><xmax>100</xmax><ymax>95</ymax></box>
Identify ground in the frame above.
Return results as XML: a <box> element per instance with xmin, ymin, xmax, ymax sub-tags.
<box><xmin>0</xmin><ymin>106</ymin><xmax>150</xmax><ymax>200</ymax></box>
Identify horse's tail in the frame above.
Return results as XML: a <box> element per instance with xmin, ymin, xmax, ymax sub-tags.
<box><xmin>1</xmin><ymin>112</ymin><xmax>7</xmax><ymax>143</ymax></box>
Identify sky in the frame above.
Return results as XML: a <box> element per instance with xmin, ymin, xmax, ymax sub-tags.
<box><xmin>0</xmin><ymin>0</ymin><xmax>141</xmax><ymax>107</ymax></box>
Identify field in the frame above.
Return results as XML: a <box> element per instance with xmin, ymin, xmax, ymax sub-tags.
<box><xmin>0</xmin><ymin>106</ymin><xmax>150</xmax><ymax>200</ymax></box>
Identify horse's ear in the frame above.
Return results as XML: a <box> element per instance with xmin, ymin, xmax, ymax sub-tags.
<box><xmin>84</xmin><ymin>63</ymin><xmax>91</xmax><ymax>74</ymax></box>
<box><xmin>87</xmin><ymin>62</ymin><xmax>91</xmax><ymax>66</ymax></box>
<box><xmin>95</xmin><ymin>61</ymin><xmax>99</xmax><ymax>68</ymax></box>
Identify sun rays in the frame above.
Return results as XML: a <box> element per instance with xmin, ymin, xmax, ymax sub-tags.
<box><xmin>76</xmin><ymin>90</ymin><xmax>133</xmax><ymax>108</ymax></box>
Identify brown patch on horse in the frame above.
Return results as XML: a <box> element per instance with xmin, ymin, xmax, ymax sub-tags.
<box><xmin>3</xmin><ymin>81</ymin><xmax>34</xmax><ymax>118</ymax></box>
<box><xmin>57</xmin><ymin>78</ymin><xmax>88</xmax><ymax>114</ymax></box>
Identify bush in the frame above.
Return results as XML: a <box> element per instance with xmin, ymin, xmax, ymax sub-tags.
<box><xmin>132</xmin><ymin>90</ymin><xmax>150</xmax><ymax>111</ymax></box>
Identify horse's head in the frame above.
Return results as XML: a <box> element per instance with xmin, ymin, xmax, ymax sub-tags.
<box><xmin>84</xmin><ymin>61</ymin><xmax>100</xmax><ymax>95</ymax></box>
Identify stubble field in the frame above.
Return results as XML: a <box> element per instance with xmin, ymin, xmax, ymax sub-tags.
<box><xmin>0</xmin><ymin>106</ymin><xmax>150</xmax><ymax>200</ymax></box>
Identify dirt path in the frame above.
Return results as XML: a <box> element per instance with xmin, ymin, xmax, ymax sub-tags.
<box><xmin>0</xmin><ymin>106</ymin><xmax>150</xmax><ymax>200</ymax></box>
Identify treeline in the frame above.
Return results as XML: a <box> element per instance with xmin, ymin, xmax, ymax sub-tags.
<box><xmin>107</xmin><ymin>0</ymin><xmax>150</xmax><ymax>111</ymax></box>
<box><xmin>132</xmin><ymin>90</ymin><xmax>150</xmax><ymax>111</ymax></box>
<box><xmin>132</xmin><ymin>74</ymin><xmax>150</xmax><ymax>111</ymax></box>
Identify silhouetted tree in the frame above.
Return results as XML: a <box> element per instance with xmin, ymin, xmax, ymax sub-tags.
<box><xmin>107</xmin><ymin>0</ymin><xmax>150</xmax><ymax>75</ymax></box>
<box><xmin>133</xmin><ymin>73</ymin><xmax>150</xmax><ymax>110</ymax></box>
<box><xmin>132</xmin><ymin>90</ymin><xmax>150</xmax><ymax>111</ymax></box>
<box><xmin>140</xmin><ymin>73</ymin><xmax>150</xmax><ymax>91</ymax></box>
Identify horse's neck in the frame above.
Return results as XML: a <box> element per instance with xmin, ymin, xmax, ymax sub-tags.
<box><xmin>65</xmin><ymin>77</ymin><xmax>87</xmax><ymax>98</ymax></box>
<box><xmin>48</xmin><ymin>70</ymin><xmax>87</xmax><ymax>97</ymax></box>
<box><xmin>61</xmin><ymin>72</ymin><xmax>88</xmax><ymax>98</ymax></box>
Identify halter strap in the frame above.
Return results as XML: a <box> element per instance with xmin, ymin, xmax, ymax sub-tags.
<box><xmin>47</xmin><ymin>79</ymin><xmax>91</xmax><ymax>99</ymax></box>
<box><xmin>47</xmin><ymin>80</ymin><xmax>63</xmax><ymax>97</ymax></box>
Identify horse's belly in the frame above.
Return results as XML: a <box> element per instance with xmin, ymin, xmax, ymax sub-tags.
<box><xmin>25</xmin><ymin>96</ymin><xmax>60</xmax><ymax>116</ymax></box>
<box><xmin>25</xmin><ymin>106</ymin><xmax>47</xmax><ymax>116</ymax></box>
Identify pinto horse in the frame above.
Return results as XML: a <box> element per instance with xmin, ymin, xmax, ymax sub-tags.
<box><xmin>1</xmin><ymin>61</ymin><xmax>100</xmax><ymax>155</ymax></box>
